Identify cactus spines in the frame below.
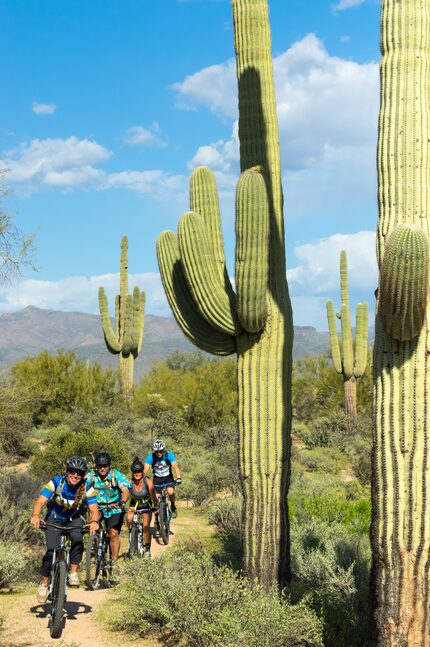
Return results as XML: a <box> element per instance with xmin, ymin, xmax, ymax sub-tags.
<box><xmin>371</xmin><ymin>2</ymin><xmax>430</xmax><ymax>643</ymax></box>
<box><xmin>99</xmin><ymin>236</ymin><xmax>145</xmax><ymax>398</ymax></box>
<box><xmin>326</xmin><ymin>251</ymin><xmax>368</xmax><ymax>424</ymax></box>
<box><xmin>157</xmin><ymin>0</ymin><xmax>293</xmax><ymax>587</ymax></box>
<box><xmin>379</xmin><ymin>225</ymin><xmax>429</xmax><ymax>341</ymax></box>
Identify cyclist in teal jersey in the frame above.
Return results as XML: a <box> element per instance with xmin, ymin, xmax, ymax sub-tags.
<box><xmin>30</xmin><ymin>456</ymin><xmax>99</xmax><ymax>603</ymax></box>
<box><xmin>86</xmin><ymin>451</ymin><xmax>130</xmax><ymax>564</ymax></box>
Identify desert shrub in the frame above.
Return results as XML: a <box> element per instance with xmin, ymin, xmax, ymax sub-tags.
<box><xmin>179</xmin><ymin>445</ymin><xmax>240</xmax><ymax>506</ymax></box>
<box><xmin>297</xmin><ymin>447</ymin><xmax>348</xmax><ymax>474</ymax></box>
<box><xmin>290</xmin><ymin>519</ymin><xmax>370</xmax><ymax>647</ymax></box>
<box><xmin>0</xmin><ymin>540</ymin><xmax>29</xmax><ymax>587</ymax></box>
<box><xmin>110</xmin><ymin>547</ymin><xmax>323</xmax><ymax>646</ymax></box>
<box><xmin>31</xmin><ymin>425</ymin><xmax>130</xmax><ymax>477</ymax></box>
<box><xmin>208</xmin><ymin>497</ymin><xmax>242</xmax><ymax>566</ymax></box>
<box><xmin>0</xmin><ymin>471</ymin><xmax>41</xmax><ymax>543</ymax></box>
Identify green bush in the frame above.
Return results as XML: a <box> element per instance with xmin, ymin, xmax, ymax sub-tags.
<box><xmin>110</xmin><ymin>547</ymin><xmax>323</xmax><ymax>646</ymax></box>
<box><xmin>0</xmin><ymin>471</ymin><xmax>41</xmax><ymax>543</ymax></box>
<box><xmin>297</xmin><ymin>447</ymin><xmax>348</xmax><ymax>474</ymax></box>
<box><xmin>290</xmin><ymin>519</ymin><xmax>370</xmax><ymax>647</ymax></box>
<box><xmin>0</xmin><ymin>540</ymin><xmax>29</xmax><ymax>587</ymax></box>
<box><xmin>31</xmin><ymin>425</ymin><xmax>130</xmax><ymax>477</ymax></box>
<box><xmin>208</xmin><ymin>497</ymin><xmax>242</xmax><ymax>566</ymax></box>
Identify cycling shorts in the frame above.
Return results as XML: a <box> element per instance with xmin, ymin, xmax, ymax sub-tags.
<box><xmin>153</xmin><ymin>474</ymin><xmax>175</xmax><ymax>488</ymax></box>
<box><xmin>102</xmin><ymin>509</ymin><xmax>125</xmax><ymax>534</ymax></box>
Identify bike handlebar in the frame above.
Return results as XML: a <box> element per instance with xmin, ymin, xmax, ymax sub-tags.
<box><xmin>154</xmin><ymin>481</ymin><xmax>179</xmax><ymax>489</ymax></box>
<box><xmin>125</xmin><ymin>506</ymin><xmax>158</xmax><ymax>513</ymax></box>
<box><xmin>39</xmin><ymin>521</ymin><xmax>93</xmax><ymax>532</ymax></box>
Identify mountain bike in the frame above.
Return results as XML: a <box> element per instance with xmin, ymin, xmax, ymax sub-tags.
<box><xmin>127</xmin><ymin>506</ymin><xmax>157</xmax><ymax>557</ymax></box>
<box><xmin>40</xmin><ymin>521</ymin><xmax>88</xmax><ymax>639</ymax></box>
<box><xmin>85</xmin><ymin>515</ymin><xmax>112</xmax><ymax>590</ymax></box>
<box><xmin>154</xmin><ymin>481</ymin><xmax>178</xmax><ymax>546</ymax></box>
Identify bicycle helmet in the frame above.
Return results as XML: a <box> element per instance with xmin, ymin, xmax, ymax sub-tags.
<box><xmin>131</xmin><ymin>456</ymin><xmax>145</xmax><ymax>472</ymax></box>
<box><xmin>152</xmin><ymin>439</ymin><xmax>166</xmax><ymax>452</ymax></box>
<box><xmin>95</xmin><ymin>451</ymin><xmax>112</xmax><ymax>466</ymax></box>
<box><xmin>65</xmin><ymin>456</ymin><xmax>88</xmax><ymax>473</ymax></box>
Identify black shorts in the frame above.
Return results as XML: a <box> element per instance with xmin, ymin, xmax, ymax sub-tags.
<box><xmin>153</xmin><ymin>474</ymin><xmax>175</xmax><ymax>489</ymax></box>
<box><xmin>102</xmin><ymin>510</ymin><xmax>125</xmax><ymax>534</ymax></box>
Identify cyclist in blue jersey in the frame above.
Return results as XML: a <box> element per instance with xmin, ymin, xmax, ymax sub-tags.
<box><xmin>30</xmin><ymin>456</ymin><xmax>99</xmax><ymax>603</ymax></box>
<box><xmin>144</xmin><ymin>440</ymin><xmax>181</xmax><ymax>522</ymax></box>
<box><xmin>86</xmin><ymin>451</ymin><xmax>130</xmax><ymax>564</ymax></box>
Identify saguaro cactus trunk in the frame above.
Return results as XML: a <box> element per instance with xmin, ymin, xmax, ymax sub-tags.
<box><xmin>157</xmin><ymin>0</ymin><xmax>293</xmax><ymax>587</ymax></box>
<box><xmin>99</xmin><ymin>236</ymin><xmax>145</xmax><ymax>399</ymax></box>
<box><xmin>371</xmin><ymin>1</ymin><xmax>430</xmax><ymax>644</ymax></box>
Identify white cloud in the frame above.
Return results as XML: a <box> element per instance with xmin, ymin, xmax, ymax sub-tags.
<box><xmin>123</xmin><ymin>123</ymin><xmax>167</xmax><ymax>148</ymax></box>
<box><xmin>1</xmin><ymin>136</ymin><xmax>186</xmax><ymax>197</ymax></box>
<box><xmin>32</xmin><ymin>102</ymin><xmax>57</xmax><ymax>115</ymax></box>
<box><xmin>287</xmin><ymin>230</ymin><xmax>377</xmax><ymax>296</ymax></box>
<box><xmin>332</xmin><ymin>0</ymin><xmax>365</xmax><ymax>13</ymax></box>
<box><xmin>175</xmin><ymin>34</ymin><xmax>378</xmax><ymax>173</ymax></box>
<box><xmin>0</xmin><ymin>272</ymin><xmax>170</xmax><ymax>316</ymax></box>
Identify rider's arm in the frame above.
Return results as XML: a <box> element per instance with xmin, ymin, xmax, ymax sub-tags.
<box><xmin>147</xmin><ymin>478</ymin><xmax>158</xmax><ymax>507</ymax></box>
<box><xmin>30</xmin><ymin>494</ymin><xmax>49</xmax><ymax>529</ymax></box>
<box><xmin>119</xmin><ymin>484</ymin><xmax>130</xmax><ymax>504</ymax></box>
<box><xmin>87</xmin><ymin>502</ymin><xmax>100</xmax><ymax>534</ymax></box>
<box><xmin>171</xmin><ymin>461</ymin><xmax>181</xmax><ymax>480</ymax></box>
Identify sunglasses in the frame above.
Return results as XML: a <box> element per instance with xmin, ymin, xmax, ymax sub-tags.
<box><xmin>97</xmin><ymin>464</ymin><xmax>110</xmax><ymax>468</ymax></box>
<box><xmin>67</xmin><ymin>469</ymin><xmax>85</xmax><ymax>477</ymax></box>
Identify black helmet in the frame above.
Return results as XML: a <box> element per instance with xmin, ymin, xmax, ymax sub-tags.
<box><xmin>131</xmin><ymin>456</ymin><xmax>144</xmax><ymax>473</ymax></box>
<box><xmin>65</xmin><ymin>456</ymin><xmax>88</xmax><ymax>473</ymax></box>
<box><xmin>95</xmin><ymin>451</ymin><xmax>112</xmax><ymax>467</ymax></box>
<box><xmin>152</xmin><ymin>439</ymin><xmax>166</xmax><ymax>452</ymax></box>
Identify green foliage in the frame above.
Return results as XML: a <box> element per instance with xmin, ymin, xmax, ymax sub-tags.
<box><xmin>290</xmin><ymin>519</ymin><xmax>370</xmax><ymax>647</ymax></box>
<box><xmin>296</xmin><ymin>447</ymin><xmax>348</xmax><ymax>474</ymax></box>
<box><xmin>208</xmin><ymin>497</ymin><xmax>242</xmax><ymax>566</ymax></box>
<box><xmin>110</xmin><ymin>547</ymin><xmax>323</xmax><ymax>646</ymax></box>
<box><xmin>0</xmin><ymin>540</ymin><xmax>30</xmax><ymax>587</ymax></box>
<box><xmin>31</xmin><ymin>425</ymin><xmax>130</xmax><ymax>477</ymax></box>
<box><xmin>134</xmin><ymin>356</ymin><xmax>236</xmax><ymax>430</ymax></box>
<box><xmin>0</xmin><ymin>471</ymin><xmax>40</xmax><ymax>544</ymax></box>
<box><xmin>11</xmin><ymin>350</ymin><xmax>121</xmax><ymax>425</ymax></box>
<box><xmin>180</xmin><ymin>445</ymin><xmax>240</xmax><ymax>506</ymax></box>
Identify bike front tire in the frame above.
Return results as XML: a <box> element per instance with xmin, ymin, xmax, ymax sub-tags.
<box><xmin>49</xmin><ymin>560</ymin><xmax>66</xmax><ymax>638</ymax></box>
<box><xmin>129</xmin><ymin>526</ymin><xmax>139</xmax><ymax>557</ymax></box>
<box><xmin>158</xmin><ymin>500</ymin><xmax>170</xmax><ymax>545</ymax></box>
<box><xmin>86</xmin><ymin>533</ymin><xmax>102</xmax><ymax>590</ymax></box>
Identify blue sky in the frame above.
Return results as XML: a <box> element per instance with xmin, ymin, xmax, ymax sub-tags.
<box><xmin>0</xmin><ymin>0</ymin><xmax>381</xmax><ymax>330</ymax></box>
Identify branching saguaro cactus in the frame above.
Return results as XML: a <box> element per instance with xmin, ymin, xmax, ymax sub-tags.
<box><xmin>99</xmin><ymin>236</ymin><xmax>145</xmax><ymax>398</ymax></box>
<box><xmin>371</xmin><ymin>1</ymin><xmax>430</xmax><ymax>644</ymax></box>
<box><xmin>326</xmin><ymin>250</ymin><xmax>368</xmax><ymax>424</ymax></box>
<box><xmin>157</xmin><ymin>0</ymin><xmax>293</xmax><ymax>588</ymax></box>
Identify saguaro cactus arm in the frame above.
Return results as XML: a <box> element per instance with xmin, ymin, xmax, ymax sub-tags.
<box><xmin>326</xmin><ymin>299</ymin><xmax>342</xmax><ymax>374</ymax></box>
<box><xmin>235</xmin><ymin>167</ymin><xmax>269</xmax><ymax>332</ymax></box>
<box><xmin>353</xmin><ymin>302</ymin><xmax>368</xmax><ymax>377</ymax></box>
<box><xmin>157</xmin><ymin>230</ymin><xmax>236</xmax><ymax>356</ymax></box>
<box><xmin>131</xmin><ymin>287</ymin><xmax>145</xmax><ymax>354</ymax></box>
<box><xmin>379</xmin><ymin>225</ymin><xmax>429</xmax><ymax>341</ymax></box>
<box><xmin>99</xmin><ymin>287</ymin><xmax>122</xmax><ymax>353</ymax></box>
<box><xmin>340</xmin><ymin>303</ymin><xmax>354</xmax><ymax>379</ymax></box>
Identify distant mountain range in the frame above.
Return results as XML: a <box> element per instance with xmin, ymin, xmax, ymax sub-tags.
<box><xmin>0</xmin><ymin>306</ymin><xmax>340</xmax><ymax>378</ymax></box>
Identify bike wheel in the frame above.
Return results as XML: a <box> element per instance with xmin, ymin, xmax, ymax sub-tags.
<box><xmin>86</xmin><ymin>533</ymin><xmax>102</xmax><ymax>590</ymax></box>
<box><xmin>129</xmin><ymin>526</ymin><xmax>138</xmax><ymax>557</ymax></box>
<box><xmin>49</xmin><ymin>560</ymin><xmax>66</xmax><ymax>638</ymax></box>
<box><xmin>158</xmin><ymin>500</ymin><xmax>170</xmax><ymax>545</ymax></box>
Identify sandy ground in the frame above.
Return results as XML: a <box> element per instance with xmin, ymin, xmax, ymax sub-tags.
<box><xmin>0</xmin><ymin>508</ymin><xmax>211</xmax><ymax>647</ymax></box>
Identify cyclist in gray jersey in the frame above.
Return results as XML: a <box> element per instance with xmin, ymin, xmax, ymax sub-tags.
<box><xmin>127</xmin><ymin>457</ymin><xmax>158</xmax><ymax>555</ymax></box>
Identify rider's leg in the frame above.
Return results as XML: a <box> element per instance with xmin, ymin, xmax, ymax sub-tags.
<box><xmin>109</xmin><ymin>529</ymin><xmax>120</xmax><ymax>560</ymax></box>
<box><xmin>143</xmin><ymin>512</ymin><xmax>152</xmax><ymax>545</ymax></box>
<box><xmin>69</xmin><ymin>517</ymin><xmax>85</xmax><ymax>571</ymax></box>
<box><xmin>40</xmin><ymin>517</ymin><xmax>62</xmax><ymax>585</ymax></box>
<box><xmin>167</xmin><ymin>486</ymin><xmax>175</xmax><ymax>506</ymax></box>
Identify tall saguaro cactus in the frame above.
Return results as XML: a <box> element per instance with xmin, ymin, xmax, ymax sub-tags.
<box><xmin>98</xmin><ymin>236</ymin><xmax>145</xmax><ymax>398</ymax></box>
<box><xmin>371</xmin><ymin>1</ymin><xmax>430</xmax><ymax>644</ymax></box>
<box><xmin>157</xmin><ymin>0</ymin><xmax>293</xmax><ymax>587</ymax></box>
<box><xmin>326</xmin><ymin>250</ymin><xmax>368</xmax><ymax>424</ymax></box>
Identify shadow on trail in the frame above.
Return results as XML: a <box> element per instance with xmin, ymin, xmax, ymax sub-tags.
<box><xmin>30</xmin><ymin>599</ymin><xmax>92</xmax><ymax>622</ymax></box>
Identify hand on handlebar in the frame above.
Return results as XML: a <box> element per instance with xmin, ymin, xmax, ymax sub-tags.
<box><xmin>88</xmin><ymin>520</ymin><xmax>99</xmax><ymax>535</ymax></box>
<box><xmin>175</xmin><ymin>478</ymin><xmax>182</xmax><ymax>486</ymax></box>
<box><xmin>30</xmin><ymin>514</ymin><xmax>41</xmax><ymax>530</ymax></box>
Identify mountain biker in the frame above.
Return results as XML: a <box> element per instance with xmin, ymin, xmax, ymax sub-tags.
<box><xmin>30</xmin><ymin>456</ymin><xmax>99</xmax><ymax>604</ymax></box>
<box><xmin>86</xmin><ymin>451</ymin><xmax>130</xmax><ymax>565</ymax></box>
<box><xmin>144</xmin><ymin>440</ymin><xmax>181</xmax><ymax>523</ymax></box>
<box><xmin>127</xmin><ymin>456</ymin><xmax>158</xmax><ymax>556</ymax></box>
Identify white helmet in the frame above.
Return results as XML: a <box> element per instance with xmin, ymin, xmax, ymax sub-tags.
<box><xmin>152</xmin><ymin>439</ymin><xmax>166</xmax><ymax>452</ymax></box>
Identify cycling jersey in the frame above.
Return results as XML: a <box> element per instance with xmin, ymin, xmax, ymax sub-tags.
<box><xmin>41</xmin><ymin>475</ymin><xmax>97</xmax><ymax>521</ymax></box>
<box><xmin>86</xmin><ymin>469</ymin><xmax>130</xmax><ymax>518</ymax></box>
<box><xmin>144</xmin><ymin>451</ymin><xmax>176</xmax><ymax>478</ymax></box>
<box><xmin>129</xmin><ymin>478</ymin><xmax>152</xmax><ymax>509</ymax></box>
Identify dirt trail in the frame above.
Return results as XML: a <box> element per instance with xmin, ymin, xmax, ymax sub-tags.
<box><xmin>0</xmin><ymin>508</ymin><xmax>209</xmax><ymax>647</ymax></box>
